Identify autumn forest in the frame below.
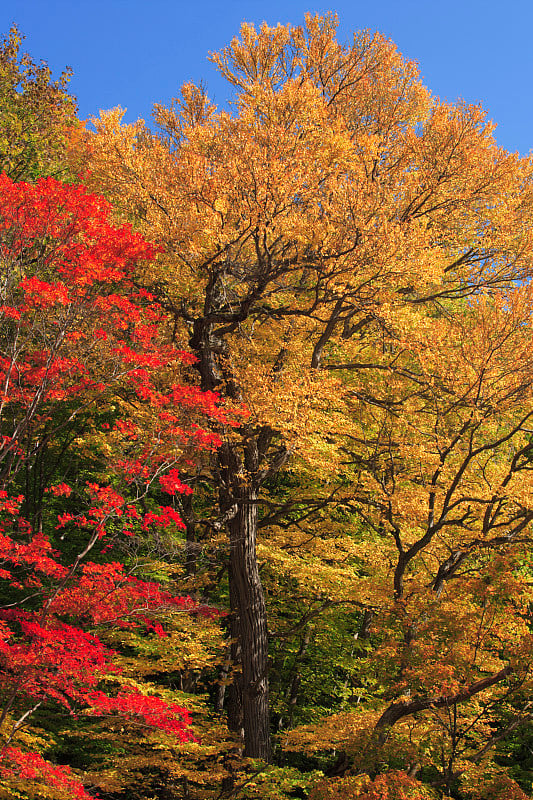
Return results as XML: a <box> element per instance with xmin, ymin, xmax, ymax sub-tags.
<box><xmin>2</xmin><ymin>14</ymin><xmax>533</xmax><ymax>800</ymax></box>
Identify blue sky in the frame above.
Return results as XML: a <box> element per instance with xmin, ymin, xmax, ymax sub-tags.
<box><xmin>1</xmin><ymin>0</ymin><xmax>532</xmax><ymax>154</ymax></box>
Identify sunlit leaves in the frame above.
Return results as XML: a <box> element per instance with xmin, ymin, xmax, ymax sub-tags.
<box><xmin>0</xmin><ymin>174</ymin><xmax>231</xmax><ymax>798</ymax></box>
<box><xmin>67</xmin><ymin>11</ymin><xmax>533</xmax><ymax>795</ymax></box>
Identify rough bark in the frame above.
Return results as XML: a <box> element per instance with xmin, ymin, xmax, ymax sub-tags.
<box><xmin>188</xmin><ymin>298</ymin><xmax>274</xmax><ymax>760</ymax></box>
<box><xmin>219</xmin><ymin>437</ymin><xmax>272</xmax><ymax>761</ymax></box>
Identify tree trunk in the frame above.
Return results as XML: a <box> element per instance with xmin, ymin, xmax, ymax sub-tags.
<box><xmin>219</xmin><ymin>438</ymin><xmax>272</xmax><ymax>761</ymax></box>
<box><xmin>190</xmin><ymin>317</ymin><xmax>272</xmax><ymax>760</ymax></box>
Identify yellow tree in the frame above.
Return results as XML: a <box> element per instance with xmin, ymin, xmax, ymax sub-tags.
<box><xmin>330</xmin><ymin>287</ymin><xmax>533</xmax><ymax>791</ymax></box>
<box><xmin>75</xmin><ymin>14</ymin><xmax>533</xmax><ymax>767</ymax></box>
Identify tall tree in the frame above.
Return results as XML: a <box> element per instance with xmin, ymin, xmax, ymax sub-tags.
<box><xmin>77</xmin><ymin>14</ymin><xmax>533</xmax><ymax>767</ymax></box>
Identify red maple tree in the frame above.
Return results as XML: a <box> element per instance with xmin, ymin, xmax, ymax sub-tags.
<box><xmin>0</xmin><ymin>175</ymin><xmax>231</xmax><ymax>797</ymax></box>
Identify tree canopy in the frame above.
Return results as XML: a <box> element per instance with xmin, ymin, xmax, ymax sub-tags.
<box><xmin>2</xmin><ymin>13</ymin><xmax>533</xmax><ymax>800</ymax></box>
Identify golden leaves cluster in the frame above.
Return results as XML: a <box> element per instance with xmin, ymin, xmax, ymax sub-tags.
<box><xmin>69</xmin><ymin>13</ymin><xmax>533</xmax><ymax>784</ymax></box>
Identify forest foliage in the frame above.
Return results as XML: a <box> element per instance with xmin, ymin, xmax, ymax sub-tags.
<box><xmin>1</xmin><ymin>15</ymin><xmax>533</xmax><ymax>800</ymax></box>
